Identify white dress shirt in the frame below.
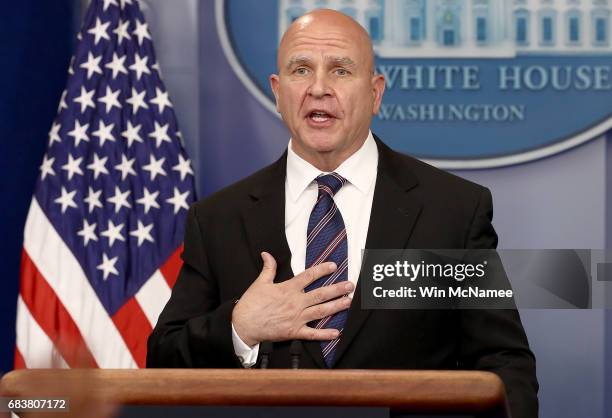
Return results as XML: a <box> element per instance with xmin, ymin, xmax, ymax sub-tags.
<box><xmin>232</xmin><ymin>131</ymin><xmax>379</xmax><ymax>367</ymax></box>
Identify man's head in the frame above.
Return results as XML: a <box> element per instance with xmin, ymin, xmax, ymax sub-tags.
<box><xmin>270</xmin><ymin>9</ymin><xmax>385</xmax><ymax>171</ymax></box>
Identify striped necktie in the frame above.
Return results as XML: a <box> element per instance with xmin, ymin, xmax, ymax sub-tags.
<box><xmin>305</xmin><ymin>172</ymin><xmax>349</xmax><ymax>367</ymax></box>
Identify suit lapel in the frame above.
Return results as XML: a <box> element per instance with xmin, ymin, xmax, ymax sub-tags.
<box><xmin>240</xmin><ymin>152</ymin><xmax>327</xmax><ymax>368</ymax></box>
<box><xmin>241</xmin><ymin>152</ymin><xmax>293</xmax><ymax>283</ymax></box>
<box><xmin>332</xmin><ymin>138</ymin><xmax>422</xmax><ymax>367</ymax></box>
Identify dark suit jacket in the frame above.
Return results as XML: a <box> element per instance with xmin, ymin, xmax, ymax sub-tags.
<box><xmin>147</xmin><ymin>137</ymin><xmax>538</xmax><ymax>418</ymax></box>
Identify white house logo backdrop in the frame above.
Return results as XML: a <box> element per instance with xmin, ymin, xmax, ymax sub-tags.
<box><xmin>217</xmin><ymin>0</ymin><xmax>612</xmax><ymax>168</ymax></box>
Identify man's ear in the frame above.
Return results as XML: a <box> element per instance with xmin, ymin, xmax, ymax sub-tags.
<box><xmin>269</xmin><ymin>74</ymin><xmax>281</xmax><ymax>113</ymax></box>
<box><xmin>371</xmin><ymin>73</ymin><xmax>385</xmax><ymax>115</ymax></box>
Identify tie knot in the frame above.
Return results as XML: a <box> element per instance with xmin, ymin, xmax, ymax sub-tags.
<box><xmin>316</xmin><ymin>173</ymin><xmax>347</xmax><ymax>197</ymax></box>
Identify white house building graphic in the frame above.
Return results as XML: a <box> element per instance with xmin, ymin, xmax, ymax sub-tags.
<box><xmin>278</xmin><ymin>0</ymin><xmax>612</xmax><ymax>57</ymax></box>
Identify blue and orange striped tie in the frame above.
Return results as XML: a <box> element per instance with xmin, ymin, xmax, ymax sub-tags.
<box><xmin>305</xmin><ymin>172</ymin><xmax>349</xmax><ymax>367</ymax></box>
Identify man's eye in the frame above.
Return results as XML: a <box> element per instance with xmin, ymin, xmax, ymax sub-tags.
<box><xmin>295</xmin><ymin>67</ymin><xmax>309</xmax><ymax>75</ymax></box>
<box><xmin>335</xmin><ymin>68</ymin><xmax>349</xmax><ymax>76</ymax></box>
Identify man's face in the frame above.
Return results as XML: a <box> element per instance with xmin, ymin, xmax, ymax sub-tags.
<box><xmin>270</xmin><ymin>13</ymin><xmax>385</xmax><ymax>166</ymax></box>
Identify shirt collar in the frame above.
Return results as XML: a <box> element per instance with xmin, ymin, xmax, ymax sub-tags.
<box><xmin>286</xmin><ymin>130</ymin><xmax>378</xmax><ymax>202</ymax></box>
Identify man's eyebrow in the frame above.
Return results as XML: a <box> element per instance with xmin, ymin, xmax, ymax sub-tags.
<box><xmin>285</xmin><ymin>55</ymin><xmax>357</xmax><ymax>71</ymax></box>
<box><xmin>286</xmin><ymin>56</ymin><xmax>311</xmax><ymax>70</ymax></box>
<box><xmin>326</xmin><ymin>56</ymin><xmax>356</xmax><ymax>67</ymax></box>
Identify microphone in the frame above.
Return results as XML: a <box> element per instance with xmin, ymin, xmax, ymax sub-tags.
<box><xmin>259</xmin><ymin>341</ymin><xmax>273</xmax><ymax>369</ymax></box>
<box><xmin>289</xmin><ymin>340</ymin><xmax>303</xmax><ymax>369</ymax></box>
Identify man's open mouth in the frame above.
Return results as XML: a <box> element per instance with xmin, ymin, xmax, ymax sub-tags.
<box><xmin>308</xmin><ymin>111</ymin><xmax>334</xmax><ymax>123</ymax></box>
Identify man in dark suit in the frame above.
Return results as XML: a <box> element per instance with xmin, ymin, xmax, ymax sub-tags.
<box><xmin>148</xmin><ymin>9</ymin><xmax>538</xmax><ymax>418</ymax></box>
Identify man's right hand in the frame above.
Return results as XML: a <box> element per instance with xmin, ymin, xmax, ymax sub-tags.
<box><xmin>231</xmin><ymin>252</ymin><xmax>354</xmax><ymax>347</ymax></box>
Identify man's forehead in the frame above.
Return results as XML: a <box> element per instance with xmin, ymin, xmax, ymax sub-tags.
<box><xmin>280</xmin><ymin>33</ymin><xmax>365</xmax><ymax>62</ymax></box>
<box><xmin>282</xmin><ymin>32</ymin><xmax>355</xmax><ymax>53</ymax></box>
<box><xmin>277</xmin><ymin>10</ymin><xmax>374</xmax><ymax>71</ymax></box>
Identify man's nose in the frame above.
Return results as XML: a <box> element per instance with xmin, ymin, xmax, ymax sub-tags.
<box><xmin>307</xmin><ymin>70</ymin><xmax>332</xmax><ymax>98</ymax></box>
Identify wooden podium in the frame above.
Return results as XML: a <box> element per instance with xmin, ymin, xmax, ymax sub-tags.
<box><xmin>0</xmin><ymin>369</ymin><xmax>509</xmax><ymax>417</ymax></box>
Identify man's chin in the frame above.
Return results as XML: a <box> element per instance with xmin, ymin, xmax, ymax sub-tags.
<box><xmin>299</xmin><ymin>133</ymin><xmax>341</xmax><ymax>154</ymax></box>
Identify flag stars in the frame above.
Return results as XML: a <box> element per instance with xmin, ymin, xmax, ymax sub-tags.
<box><xmin>97</xmin><ymin>253</ymin><xmax>119</xmax><ymax>280</ymax></box>
<box><xmin>114</xmin><ymin>155</ymin><xmax>136</xmax><ymax>181</ymax></box>
<box><xmin>113</xmin><ymin>20</ymin><xmax>130</xmax><ymax>44</ymax></box>
<box><xmin>101</xmin><ymin>220</ymin><xmax>125</xmax><ymax>246</ymax></box>
<box><xmin>150</xmin><ymin>87</ymin><xmax>172</xmax><ymax>113</ymax></box>
<box><xmin>130</xmin><ymin>220</ymin><xmax>155</xmax><ymax>246</ymax></box>
<box><xmin>172</xmin><ymin>155</ymin><xmax>194</xmax><ymax>181</ymax></box>
<box><xmin>84</xmin><ymin>187</ymin><xmax>103</xmax><ymax>213</ymax></box>
<box><xmin>73</xmin><ymin>86</ymin><xmax>95</xmax><ymax>113</ymax></box>
<box><xmin>92</xmin><ymin>120</ymin><xmax>116</xmax><ymax>146</ymax></box>
<box><xmin>61</xmin><ymin>154</ymin><xmax>84</xmax><ymax>180</ymax></box>
<box><xmin>77</xmin><ymin>219</ymin><xmax>98</xmax><ymax>246</ymax></box>
<box><xmin>142</xmin><ymin>155</ymin><xmax>167</xmax><ymax>180</ymax></box>
<box><xmin>98</xmin><ymin>86</ymin><xmax>122</xmax><ymax>113</ymax></box>
<box><xmin>121</xmin><ymin>121</ymin><xmax>143</xmax><ymax>148</ymax></box>
<box><xmin>67</xmin><ymin>120</ymin><xmax>90</xmax><ymax>146</ymax></box>
<box><xmin>166</xmin><ymin>187</ymin><xmax>190</xmax><ymax>214</ymax></box>
<box><xmin>54</xmin><ymin>187</ymin><xmax>78</xmax><ymax>213</ymax></box>
<box><xmin>79</xmin><ymin>52</ymin><xmax>102</xmax><ymax>79</ymax></box>
<box><xmin>105</xmin><ymin>53</ymin><xmax>128</xmax><ymax>79</ymax></box>
<box><xmin>68</xmin><ymin>56</ymin><xmax>76</xmax><ymax>75</ymax></box>
<box><xmin>149</xmin><ymin>121</ymin><xmax>171</xmax><ymax>148</ymax></box>
<box><xmin>136</xmin><ymin>187</ymin><xmax>160</xmax><ymax>214</ymax></box>
<box><xmin>48</xmin><ymin>122</ymin><xmax>62</xmax><ymax>146</ymax></box>
<box><xmin>107</xmin><ymin>186</ymin><xmax>131</xmax><ymax>213</ymax></box>
<box><xmin>126</xmin><ymin>88</ymin><xmax>148</xmax><ymax>114</ymax></box>
<box><xmin>57</xmin><ymin>90</ymin><xmax>68</xmax><ymax>113</ymax></box>
<box><xmin>37</xmin><ymin>6</ymin><xmax>197</xmax><ymax>289</ymax></box>
<box><xmin>86</xmin><ymin>153</ymin><xmax>109</xmax><ymax>180</ymax></box>
<box><xmin>129</xmin><ymin>53</ymin><xmax>151</xmax><ymax>81</ymax></box>
<box><xmin>40</xmin><ymin>155</ymin><xmax>56</xmax><ymax>180</ymax></box>
<box><xmin>87</xmin><ymin>17</ymin><xmax>111</xmax><ymax>45</ymax></box>
<box><xmin>133</xmin><ymin>19</ymin><xmax>152</xmax><ymax>45</ymax></box>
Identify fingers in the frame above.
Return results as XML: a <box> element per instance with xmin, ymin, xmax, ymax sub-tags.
<box><xmin>303</xmin><ymin>280</ymin><xmax>354</xmax><ymax>307</ymax></box>
<box><xmin>257</xmin><ymin>252</ymin><xmax>277</xmax><ymax>283</ymax></box>
<box><xmin>294</xmin><ymin>262</ymin><xmax>337</xmax><ymax>289</ymax></box>
<box><xmin>295</xmin><ymin>325</ymin><xmax>341</xmax><ymax>341</ymax></box>
<box><xmin>301</xmin><ymin>295</ymin><xmax>352</xmax><ymax>323</ymax></box>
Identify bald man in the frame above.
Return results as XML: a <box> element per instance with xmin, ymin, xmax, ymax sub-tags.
<box><xmin>148</xmin><ymin>10</ymin><xmax>538</xmax><ymax>418</ymax></box>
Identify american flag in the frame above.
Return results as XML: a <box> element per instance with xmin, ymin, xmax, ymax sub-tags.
<box><xmin>15</xmin><ymin>0</ymin><xmax>195</xmax><ymax>369</ymax></box>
